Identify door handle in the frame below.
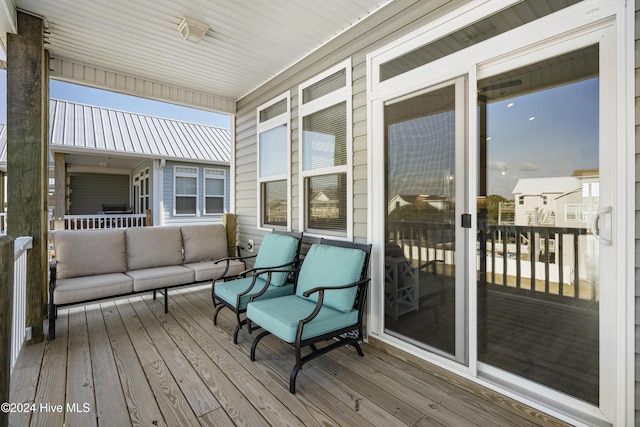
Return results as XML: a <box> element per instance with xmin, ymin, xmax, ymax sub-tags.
<box><xmin>591</xmin><ymin>206</ymin><xmax>611</xmax><ymax>246</ymax></box>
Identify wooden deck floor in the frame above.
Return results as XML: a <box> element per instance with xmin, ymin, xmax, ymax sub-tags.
<box><xmin>9</xmin><ymin>284</ymin><xmax>569</xmax><ymax>426</ymax></box>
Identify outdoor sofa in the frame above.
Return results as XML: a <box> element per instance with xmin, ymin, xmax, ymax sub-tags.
<box><xmin>48</xmin><ymin>223</ymin><xmax>244</xmax><ymax>339</ymax></box>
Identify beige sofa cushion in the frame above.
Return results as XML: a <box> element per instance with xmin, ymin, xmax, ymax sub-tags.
<box><xmin>127</xmin><ymin>265</ymin><xmax>195</xmax><ymax>292</ymax></box>
<box><xmin>54</xmin><ymin>273</ymin><xmax>133</xmax><ymax>305</ymax></box>
<box><xmin>126</xmin><ymin>226</ymin><xmax>184</xmax><ymax>271</ymax></box>
<box><xmin>184</xmin><ymin>259</ymin><xmax>246</xmax><ymax>281</ymax></box>
<box><xmin>181</xmin><ymin>224</ymin><xmax>229</xmax><ymax>263</ymax></box>
<box><xmin>54</xmin><ymin>229</ymin><xmax>127</xmax><ymax>279</ymax></box>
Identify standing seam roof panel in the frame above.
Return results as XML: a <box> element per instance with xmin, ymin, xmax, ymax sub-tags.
<box><xmin>43</xmin><ymin>99</ymin><xmax>230</xmax><ymax>163</ymax></box>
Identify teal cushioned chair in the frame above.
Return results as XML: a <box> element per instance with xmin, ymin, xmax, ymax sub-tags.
<box><xmin>246</xmin><ymin>238</ymin><xmax>371</xmax><ymax>393</ymax></box>
<box><xmin>212</xmin><ymin>230</ymin><xmax>303</xmax><ymax>343</ymax></box>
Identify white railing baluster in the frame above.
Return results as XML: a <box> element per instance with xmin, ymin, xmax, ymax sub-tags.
<box><xmin>60</xmin><ymin>214</ymin><xmax>146</xmax><ymax>230</ymax></box>
<box><xmin>11</xmin><ymin>236</ymin><xmax>32</xmax><ymax>372</ymax></box>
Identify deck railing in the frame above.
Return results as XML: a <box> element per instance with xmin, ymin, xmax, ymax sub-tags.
<box><xmin>388</xmin><ymin>219</ymin><xmax>595</xmax><ymax>305</ymax></box>
<box><xmin>51</xmin><ymin>213</ymin><xmax>147</xmax><ymax>230</ymax></box>
<box><xmin>1</xmin><ymin>213</ymin><xmax>147</xmax><ymax>235</ymax></box>
<box><xmin>11</xmin><ymin>236</ymin><xmax>32</xmax><ymax>372</ymax></box>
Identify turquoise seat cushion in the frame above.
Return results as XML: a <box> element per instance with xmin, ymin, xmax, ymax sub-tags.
<box><xmin>253</xmin><ymin>233</ymin><xmax>299</xmax><ymax>287</ymax></box>
<box><xmin>246</xmin><ymin>295</ymin><xmax>358</xmax><ymax>343</ymax></box>
<box><xmin>295</xmin><ymin>244</ymin><xmax>366</xmax><ymax>312</ymax></box>
<box><xmin>215</xmin><ymin>277</ymin><xmax>294</xmax><ymax>311</ymax></box>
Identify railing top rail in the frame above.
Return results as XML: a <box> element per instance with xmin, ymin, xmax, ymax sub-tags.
<box><xmin>14</xmin><ymin>236</ymin><xmax>33</xmax><ymax>257</ymax></box>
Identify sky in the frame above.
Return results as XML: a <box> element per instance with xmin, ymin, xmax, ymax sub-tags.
<box><xmin>0</xmin><ymin>69</ymin><xmax>231</xmax><ymax>128</ymax></box>
<box><xmin>387</xmin><ymin>77</ymin><xmax>599</xmax><ymax>200</ymax></box>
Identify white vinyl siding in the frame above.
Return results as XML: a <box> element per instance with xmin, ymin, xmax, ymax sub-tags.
<box><xmin>635</xmin><ymin>1</ymin><xmax>640</xmax><ymax>423</ymax></box>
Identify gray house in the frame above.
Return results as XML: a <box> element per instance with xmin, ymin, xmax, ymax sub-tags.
<box><xmin>0</xmin><ymin>1</ymin><xmax>638</xmax><ymax>426</ymax></box>
<box><xmin>1</xmin><ymin>99</ymin><xmax>232</xmax><ymax>227</ymax></box>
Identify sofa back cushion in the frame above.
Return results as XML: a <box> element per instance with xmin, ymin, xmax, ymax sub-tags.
<box><xmin>295</xmin><ymin>244</ymin><xmax>366</xmax><ymax>312</ymax></box>
<box><xmin>181</xmin><ymin>223</ymin><xmax>229</xmax><ymax>263</ymax></box>
<box><xmin>253</xmin><ymin>233</ymin><xmax>300</xmax><ymax>287</ymax></box>
<box><xmin>54</xmin><ymin>229</ymin><xmax>127</xmax><ymax>279</ymax></box>
<box><xmin>126</xmin><ymin>226</ymin><xmax>183</xmax><ymax>270</ymax></box>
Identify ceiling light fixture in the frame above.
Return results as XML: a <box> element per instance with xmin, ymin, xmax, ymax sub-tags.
<box><xmin>178</xmin><ymin>16</ymin><xmax>209</xmax><ymax>43</ymax></box>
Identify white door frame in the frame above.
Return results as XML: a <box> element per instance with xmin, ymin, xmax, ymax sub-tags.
<box><xmin>366</xmin><ymin>1</ymin><xmax>633</xmax><ymax>424</ymax></box>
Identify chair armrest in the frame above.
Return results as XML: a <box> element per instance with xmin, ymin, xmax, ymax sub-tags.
<box><xmin>246</xmin><ymin>265</ymin><xmax>300</xmax><ymax>301</ymax></box>
<box><xmin>214</xmin><ymin>253</ymin><xmax>257</xmax><ymax>265</ymax></box>
<box><xmin>301</xmin><ymin>277</ymin><xmax>370</xmax><ymax>298</ymax></box>
<box><xmin>299</xmin><ymin>278</ymin><xmax>371</xmax><ymax>324</ymax></box>
<box><xmin>212</xmin><ymin>254</ymin><xmax>256</xmax><ymax>281</ymax></box>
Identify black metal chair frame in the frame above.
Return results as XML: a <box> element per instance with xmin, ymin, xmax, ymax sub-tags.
<box><xmin>212</xmin><ymin>230</ymin><xmax>303</xmax><ymax>343</ymax></box>
<box><xmin>249</xmin><ymin>238</ymin><xmax>372</xmax><ymax>393</ymax></box>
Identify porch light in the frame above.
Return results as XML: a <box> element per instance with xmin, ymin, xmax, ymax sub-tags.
<box><xmin>178</xmin><ymin>17</ymin><xmax>209</xmax><ymax>43</ymax></box>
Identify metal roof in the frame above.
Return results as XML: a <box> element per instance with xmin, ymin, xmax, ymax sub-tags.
<box><xmin>49</xmin><ymin>99</ymin><xmax>231</xmax><ymax>164</ymax></box>
<box><xmin>5</xmin><ymin>0</ymin><xmax>392</xmax><ymax>110</ymax></box>
<box><xmin>511</xmin><ymin>177</ymin><xmax>580</xmax><ymax>196</ymax></box>
<box><xmin>0</xmin><ymin>99</ymin><xmax>232</xmax><ymax>166</ymax></box>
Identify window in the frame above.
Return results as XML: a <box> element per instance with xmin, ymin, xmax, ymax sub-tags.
<box><xmin>174</xmin><ymin>166</ymin><xmax>198</xmax><ymax>215</ymax></box>
<box><xmin>133</xmin><ymin>168</ymin><xmax>150</xmax><ymax>214</ymax></box>
<box><xmin>299</xmin><ymin>60</ymin><xmax>352</xmax><ymax>237</ymax></box>
<box><xmin>204</xmin><ymin>168</ymin><xmax>225</xmax><ymax>214</ymax></box>
<box><xmin>257</xmin><ymin>93</ymin><xmax>290</xmax><ymax>229</ymax></box>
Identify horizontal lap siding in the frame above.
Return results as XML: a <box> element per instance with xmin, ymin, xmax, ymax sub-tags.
<box><xmin>69</xmin><ymin>173</ymin><xmax>129</xmax><ymax>215</ymax></box>
<box><xmin>635</xmin><ymin>0</ymin><xmax>640</xmax><ymax>422</ymax></box>
<box><xmin>234</xmin><ymin>0</ymin><xmax>463</xmax><ymax>249</ymax></box>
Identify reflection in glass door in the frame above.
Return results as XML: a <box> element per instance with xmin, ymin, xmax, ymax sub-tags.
<box><xmin>384</xmin><ymin>80</ymin><xmax>465</xmax><ymax>361</ymax></box>
<box><xmin>477</xmin><ymin>45</ymin><xmax>600</xmax><ymax>404</ymax></box>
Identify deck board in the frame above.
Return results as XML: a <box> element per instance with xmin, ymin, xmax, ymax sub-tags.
<box><xmin>10</xmin><ymin>284</ymin><xmax>570</xmax><ymax>427</ymax></box>
<box><xmin>85</xmin><ymin>303</ymin><xmax>132</xmax><ymax>427</ymax></box>
<box><xmin>101</xmin><ymin>300</ymin><xmax>165</xmax><ymax>426</ymax></box>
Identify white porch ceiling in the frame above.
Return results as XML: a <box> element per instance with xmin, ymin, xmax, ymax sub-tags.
<box><xmin>7</xmin><ymin>0</ymin><xmax>392</xmax><ymax>113</ymax></box>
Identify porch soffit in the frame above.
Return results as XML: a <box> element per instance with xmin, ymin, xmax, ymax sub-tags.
<box><xmin>2</xmin><ymin>0</ymin><xmax>393</xmax><ymax>113</ymax></box>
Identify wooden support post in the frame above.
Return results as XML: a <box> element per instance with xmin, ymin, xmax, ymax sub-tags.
<box><xmin>0</xmin><ymin>236</ymin><xmax>14</xmax><ymax>427</ymax></box>
<box><xmin>7</xmin><ymin>12</ymin><xmax>49</xmax><ymax>343</ymax></box>
<box><xmin>222</xmin><ymin>213</ymin><xmax>237</xmax><ymax>256</ymax></box>
<box><xmin>53</xmin><ymin>152</ymin><xmax>66</xmax><ymax>230</ymax></box>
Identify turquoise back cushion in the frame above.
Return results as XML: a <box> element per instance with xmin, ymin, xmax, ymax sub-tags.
<box><xmin>295</xmin><ymin>244</ymin><xmax>366</xmax><ymax>312</ymax></box>
<box><xmin>253</xmin><ymin>233</ymin><xmax>299</xmax><ymax>287</ymax></box>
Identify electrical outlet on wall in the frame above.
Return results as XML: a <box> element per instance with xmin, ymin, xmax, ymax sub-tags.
<box><xmin>247</xmin><ymin>239</ymin><xmax>254</xmax><ymax>253</ymax></box>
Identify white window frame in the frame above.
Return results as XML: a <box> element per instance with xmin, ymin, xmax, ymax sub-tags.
<box><xmin>256</xmin><ymin>92</ymin><xmax>291</xmax><ymax>230</ymax></box>
<box><xmin>133</xmin><ymin>168</ymin><xmax>150</xmax><ymax>214</ymax></box>
<box><xmin>298</xmin><ymin>59</ymin><xmax>353</xmax><ymax>239</ymax></box>
<box><xmin>173</xmin><ymin>166</ymin><xmax>199</xmax><ymax>216</ymax></box>
<box><xmin>204</xmin><ymin>168</ymin><xmax>226</xmax><ymax>215</ymax></box>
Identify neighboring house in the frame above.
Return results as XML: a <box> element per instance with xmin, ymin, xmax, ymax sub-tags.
<box><xmin>510</xmin><ymin>175</ymin><xmax>600</xmax><ymax>228</ymax></box>
<box><xmin>511</xmin><ymin>176</ymin><xmax>580</xmax><ymax>226</ymax></box>
<box><xmin>387</xmin><ymin>194</ymin><xmax>415</xmax><ymax>214</ymax></box>
<box><xmin>0</xmin><ymin>99</ymin><xmax>232</xmax><ymax>226</ymax></box>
